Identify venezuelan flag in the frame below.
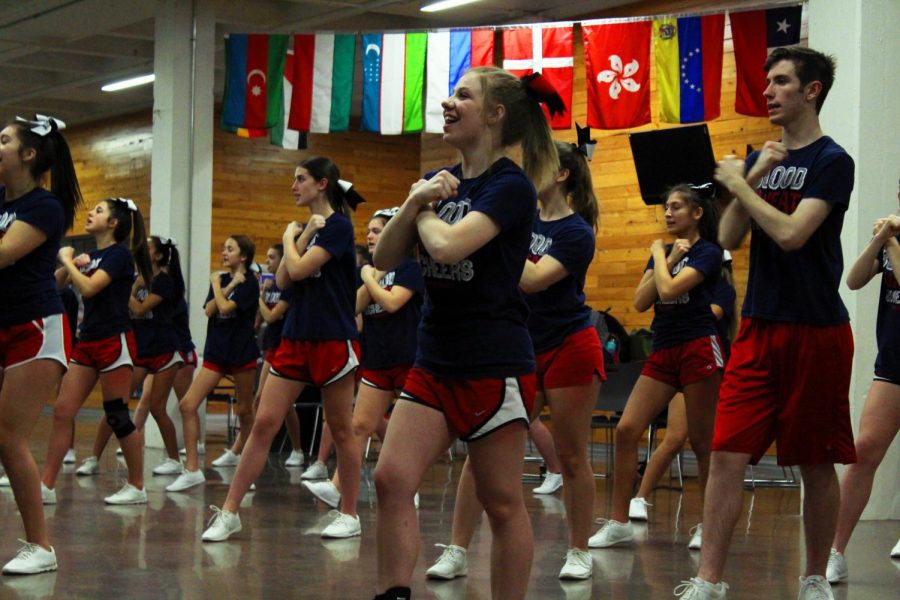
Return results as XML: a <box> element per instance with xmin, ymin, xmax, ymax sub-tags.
<box><xmin>654</xmin><ymin>15</ymin><xmax>725</xmax><ymax>123</ymax></box>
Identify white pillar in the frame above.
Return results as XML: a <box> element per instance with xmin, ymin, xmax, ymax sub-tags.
<box><xmin>146</xmin><ymin>0</ymin><xmax>215</xmax><ymax>449</ymax></box>
<box><xmin>810</xmin><ymin>0</ymin><xmax>900</xmax><ymax>520</ymax></box>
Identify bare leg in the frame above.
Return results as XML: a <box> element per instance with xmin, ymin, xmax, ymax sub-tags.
<box><xmin>323</xmin><ymin>373</ymin><xmax>360</xmax><ymax>516</ymax></box>
<box><xmin>228</xmin><ymin>369</ymin><xmax>257</xmax><ymax>456</ymax></box>
<box><xmin>317</xmin><ymin>421</ymin><xmax>334</xmax><ymax>464</ymax></box>
<box><xmin>374</xmin><ymin>401</ymin><xmax>452</xmax><ymax>593</ymax></box>
<box><xmin>448</xmin><ymin>457</ymin><xmax>484</xmax><ymax>548</ymax></box>
<box><xmin>800</xmin><ymin>463</ymin><xmax>841</xmax><ymax>577</ymax></box>
<box><xmin>0</xmin><ymin>360</ymin><xmax>65</xmax><ymax>550</ymax></box>
<box><xmin>145</xmin><ymin>366</ymin><xmax>181</xmax><ymax>459</ymax></box>
<box><xmin>42</xmin><ymin>364</ymin><xmax>97</xmax><ymax>488</ymax></box>
<box><xmin>100</xmin><ymin>366</ymin><xmax>144</xmax><ymax>489</ymax></box>
<box><xmin>636</xmin><ymin>394</ymin><xmax>688</xmax><ymax>499</ymax></box>
<box><xmin>682</xmin><ymin>374</ymin><xmax>721</xmax><ymax>511</ymax></box>
<box><xmin>832</xmin><ymin>380</ymin><xmax>900</xmax><ymax>552</ymax></box>
<box><xmin>133</xmin><ymin>372</ymin><xmax>155</xmax><ymax>431</ymax></box>
<box><xmin>696</xmin><ymin>451</ymin><xmax>751</xmax><ymax>583</ymax></box>
<box><xmin>529</xmin><ymin>418</ymin><xmax>561</xmax><ymax>473</ymax></box>
<box><xmin>179</xmin><ymin>367</ymin><xmax>224</xmax><ymax>472</ymax></box>
<box><xmin>333</xmin><ymin>383</ymin><xmax>393</xmax><ymax>492</ymax></box>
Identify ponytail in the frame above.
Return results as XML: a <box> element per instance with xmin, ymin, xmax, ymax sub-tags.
<box><xmin>555</xmin><ymin>141</ymin><xmax>599</xmax><ymax>231</ymax></box>
<box><xmin>471</xmin><ymin>67</ymin><xmax>559</xmax><ymax>192</ymax></box>
<box><xmin>105</xmin><ymin>198</ymin><xmax>153</xmax><ymax>286</ymax></box>
<box><xmin>297</xmin><ymin>156</ymin><xmax>366</xmax><ymax>217</ymax></box>
<box><xmin>9</xmin><ymin>118</ymin><xmax>83</xmax><ymax>231</ymax></box>
<box><xmin>151</xmin><ymin>236</ymin><xmax>186</xmax><ymax>300</ymax></box>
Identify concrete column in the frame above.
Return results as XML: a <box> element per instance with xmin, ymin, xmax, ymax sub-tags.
<box><xmin>145</xmin><ymin>0</ymin><xmax>215</xmax><ymax>450</ymax></box>
<box><xmin>810</xmin><ymin>0</ymin><xmax>900</xmax><ymax>520</ymax></box>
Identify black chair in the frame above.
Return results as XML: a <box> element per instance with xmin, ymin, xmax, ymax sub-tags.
<box><xmin>207</xmin><ymin>376</ymin><xmax>238</xmax><ymax>444</ymax></box>
<box><xmin>592</xmin><ymin>360</ymin><xmax>645</xmax><ymax>478</ymax></box>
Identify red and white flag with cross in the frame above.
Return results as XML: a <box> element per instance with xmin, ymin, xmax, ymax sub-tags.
<box><xmin>502</xmin><ymin>25</ymin><xmax>573</xmax><ymax>129</ymax></box>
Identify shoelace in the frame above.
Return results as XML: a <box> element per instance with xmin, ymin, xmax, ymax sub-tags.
<box><xmin>114</xmin><ymin>480</ymin><xmax>133</xmax><ymax>495</ymax></box>
<box><xmin>433</xmin><ymin>544</ymin><xmax>459</xmax><ymax>564</ymax></box>
<box><xmin>673</xmin><ymin>579</ymin><xmax>727</xmax><ymax>598</ymax></box>
<box><xmin>635</xmin><ymin>498</ymin><xmax>653</xmax><ymax>507</ymax></box>
<box><xmin>689</xmin><ymin>524</ymin><xmax>702</xmax><ymax>537</ymax></box>
<box><xmin>13</xmin><ymin>540</ymin><xmax>39</xmax><ymax>560</ymax></box>
<box><xmin>206</xmin><ymin>505</ymin><xmax>228</xmax><ymax>528</ymax></box>
<box><xmin>801</xmin><ymin>577</ymin><xmax>831</xmax><ymax>600</ymax></box>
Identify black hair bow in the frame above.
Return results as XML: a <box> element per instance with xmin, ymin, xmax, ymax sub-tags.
<box><xmin>520</xmin><ymin>72</ymin><xmax>566</xmax><ymax>118</ymax></box>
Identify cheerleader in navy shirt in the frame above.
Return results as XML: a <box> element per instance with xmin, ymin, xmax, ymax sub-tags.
<box><xmin>167</xmin><ymin>235</ymin><xmax>259</xmax><ymax>492</ymax></box>
<box><xmin>590</xmin><ymin>184</ymin><xmax>723</xmax><ymax>551</ymax></box>
<box><xmin>0</xmin><ymin>114</ymin><xmax>81</xmax><ymax>574</ymax></box>
<box><xmin>371</xmin><ymin>67</ymin><xmax>560</xmax><ymax>600</ymax></box>
<box><xmin>828</xmin><ymin>204</ymin><xmax>900</xmax><ymax>582</ymax></box>
<box><xmin>42</xmin><ymin>197</ymin><xmax>153</xmax><ymax>507</ymax></box>
<box><xmin>202</xmin><ymin>157</ymin><xmax>362</xmax><ymax>542</ymax></box>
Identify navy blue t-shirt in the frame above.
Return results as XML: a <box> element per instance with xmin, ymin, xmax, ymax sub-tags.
<box><xmin>361</xmin><ymin>257</ymin><xmax>424</xmax><ymax>370</ymax></box>
<box><xmin>172</xmin><ymin>297</ymin><xmax>195</xmax><ymax>353</ymax></box>
<box><xmin>0</xmin><ymin>187</ymin><xmax>65</xmax><ymax>326</ymax></box>
<box><xmin>78</xmin><ymin>243</ymin><xmax>134</xmax><ymax>342</ymax></box>
<box><xmin>742</xmin><ymin>136</ymin><xmax>854</xmax><ymax>325</ymax></box>
<box><xmin>416</xmin><ymin>158</ymin><xmax>536</xmax><ymax>378</ymax></box>
<box><xmin>874</xmin><ymin>240</ymin><xmax>900</xmax><ymax>379</ymax></box>
<box><xmin>260</xmin><ymin>277</ymin><xmax>293</xmax><ymax>351</ymax></box>
<box><xmin>203</xmin><ymin>273</ymin><xmax>260</xmax><ymax>365</ymax></box>
<box><xmin>282</xmin><ymin>212</ymin><xmax>358</xmax><ymax>342</ymax></box>
<box><xmin>525</xmin><ymin>211</ymin><xmax>595</xmax><ymax>353</ymax></box>
<box><xmin>60</xmin><ymin>286</ymin><xmax>80</xmax><ymax>344</ymax></box>
<box><xmin>132</xmin><ymin>271</ymin><xmax>179</xmax><ymax>358</ymax></box>
<box><xmin>647</xmin><ymin>238</ymin><xmax>721</xmax><ymax>351</ymax></box>
<box><xmin>710</xmin><ymin>277</ymin><xmax>736</xmax><ymax>360</ymax></box>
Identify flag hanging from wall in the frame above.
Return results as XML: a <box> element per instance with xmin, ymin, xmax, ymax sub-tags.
<box><xmin>654</xmin><ymin>14</ymin><xmax>725</xmax><ymax>123</ymax></box>
<box><xmin>222</xmin><ymin>34</ymin><xmax>289</xmax><ymax>130</ymax></box>
<box><xmin>583</xmin><ymin>21</ymin><xmax>652</xmax><ymax>130</ymax></box>
<box><xmin>730</xmin><ymin>5</ymin><xmax>803</xmax><ymax>117</ymax></box>
<box><xmin>425</xmin><ymin>28</ymin><xmax>494</xmax><ymax>134</ymax></box>
<box><xmin>361</xmin><ymin>32</ymin><xmax>427</xmax><ymax>134</ymax></box>
<box><xmin>502</xmin><ymin>25</ymin><xmax>573</xmax><ymax>130</ymax></box>
<box><xmin>288</xmin><ymin>33</ymin><xmax>355</xmax><ymax>133</ymax></box>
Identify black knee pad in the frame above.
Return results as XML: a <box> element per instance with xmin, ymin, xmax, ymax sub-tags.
<box><xmin>103</xmin><ymin>398</ymin><xmax>136</xmax><ymax>439</ymax></box>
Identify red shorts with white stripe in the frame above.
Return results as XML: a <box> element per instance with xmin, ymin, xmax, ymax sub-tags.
<box><xmin>0</xmin><ymin>313</ymin><xmax>71</xmax><ymax>371</ymax></box>
<box><xmin>269</xmin><ymin>339</ymin><xmax>360</xmax><ymax>388</ymax></box>
<box><xmin>536</xmin><ymin>327</ymin><xmax>606</xmax><ymax>391</ymax></box>
<box><xmin>179</xmin><ymin>349</ymin><xmax>198</xmax><ymax>367</ymax></box>
<box><xmin>360</xmin><ymin>364</ymin><xmax>413</xmax><ymax>392</ymax></box>
<box><xmin>71</xmin><ymin>331</ymin><xmax>136</xmax><ymax>373</ymax></box>
<box><xmin>134</xmin><ymin>351</ymin><xmax>183</xmax><ymax>373</ymax></box>
<box><xmin>399</xmin><ymin>367</ymin><xmax>536</xmax><ymax>442</ymax></box>
<box><xmin>203</xmin><ymin>359</ymin><xmax>258</xmax><ymax>375</ymax></box>
<box><xmin>641</xmin><ymin>335</ymin><xmax>724</xmax><ymax>390</ymax></box>
<box><xmin>712</xmin><ymin>318</ymin><xmax>856</xmax><ymax>466</ymax></box>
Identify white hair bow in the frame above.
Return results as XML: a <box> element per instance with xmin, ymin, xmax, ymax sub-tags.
<box><xmin>15</xmin><ymin>113</ymin><xmax>66</xmax><ymax>136</ymax></box>
<box><xmin>114</xmin><ymin>197</ymin><xmax>138</xmax><ymax>212</ymax></box>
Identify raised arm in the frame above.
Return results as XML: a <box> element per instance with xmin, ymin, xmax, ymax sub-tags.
<box><xmin>0</xmin><ymin>220</ymin><xmax>47</xmax><ymax>269</ymax></box>
<box><xmin>58</xmin><ymin>247</ymin><xmax>112</xmax><ymax>299</ymax></box>
<box><xmin>129</xmin><ymin>278</ymin><xmax>164</xmax><ymax>317</ymax></box>
<box><xmin>519</xmin><ymin>255</ymin><xmax>568</xmax><ymax>295</ymax></box>
<box><xmin>359</xmin><ymin>265</ymin><xmax>416</xmax><ymax>314</ymax></box>
<box><xmin>633</xmin><ymin>239</ymin><xmax>692</xmax><ymax>310</ymax></box>
<box><xmin>209</xmin><ymin>272</ymin><xmax>242</xmax><ymax>316</ymax></box>
<box><xmin>848</xmin><ymin>216</ymin><xmax>900</xmax><ymax>290</ymax></box>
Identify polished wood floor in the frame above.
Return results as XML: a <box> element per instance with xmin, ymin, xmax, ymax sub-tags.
<box><xmin>0</xmin><ymin>409</ymin><xmax>897</xmax><ymax>599</ymax></box>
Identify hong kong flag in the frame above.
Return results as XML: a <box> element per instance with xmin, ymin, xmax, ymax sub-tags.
<box><xmin>502</xmin><ymin>25</ymin><xmax>573</xmax><ymax>129</ymax></box>
<box><xmin>583</xmin><ymin>21</ymin><xmax>652</xmax><ymax>130</ymax></box>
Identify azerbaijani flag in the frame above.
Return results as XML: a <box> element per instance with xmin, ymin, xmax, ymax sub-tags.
<box><xmin>425</xmin><ymin>28</ymin><xmax>494</xmax><ymax>134</ymax></box>
<box><xmin>654</xmin><ymin>14</ymin><xmax>725</xmax><ymax>123</ymax></box>
<box><xmin>361</xmin><ymin>32</ymin><xmax>427</xmax><ymax>135</ymax></box>
<box><xmin>221</xmin><ymin>34</ymin><xmax>289</xmax><ymax>130</ymax></box>
<box><xmin>288</xmin><ymin>33</ymin><xmax>355</xmax><ymax>133</ymax></box>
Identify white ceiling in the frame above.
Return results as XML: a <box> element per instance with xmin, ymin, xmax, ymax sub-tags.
<box><xmin>0</xmin><ymin>0</ymin><xmax>645</xmax><ymax>126</ymax></box>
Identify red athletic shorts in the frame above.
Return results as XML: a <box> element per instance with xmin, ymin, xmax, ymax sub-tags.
<box><xmin>203</xmin><ymin>359</ymin><xmax>258</xmax><ymax>375</ymax></box>
<box><xmin>71</xmin><ymin>331</ymin><xmax>136</xmax><ymax>373</ymax></box>
<box><xmin>641</xmin><ymin>335</ymin><xmax>725</xmax><ymax>389</ymax></box>
<box><xmin>264</xmin><ymin>347</ymin><xmax>278</xmax><ymax>364</ymax></box>
<box><xmin>360</xmin><ymin>364</ymin><xmax>413</xmax><ymax>392</ymax></box>
<box><xmin>179</xmin><ymin>349</ymin><xmax>198</xmax><ymax>367</ymax></box>
<box><xmin>0</xmin><ymin>313</ymin><xmax>71</xmax><ymax>371</ymax></box>
<box><xmin>535</xmin><ymin>327</ymin><xmax>606</xmax><ymax>391</ymax></box>
<box><xmin>134</xmin><ymin>351</ymin><xmax>183</xmax><ymax>373</ymax></box>
<box><xmin>269</xmin><ymin>339</ymin><xmax>360</xmax><ymax>387</ymax></box>
<box><xmin>712</xmin><ymin>318</ymin><xmax>856</xmax><ymax>466</ymax></box>
<box><xmin>400</xmin><ymin>367</ymin><xmax>536</xmax><ymax>441</ymax></box>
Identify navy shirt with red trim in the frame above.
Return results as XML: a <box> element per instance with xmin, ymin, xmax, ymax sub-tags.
<box><xmin>361</xmin><ymin>257</ymin><xmax>424</xmax><ymax>370</ymax></box>
<box><xmin>416</xmin><ymin>158</ymin><xmax>536</xmax><ymax>378</ymax></box>
<box><xmin>203</xmin><ymin>272</ymin><xmax>260</xmax><ymax>365</ymax></box>
<box><xmin>0</xmin><ymin>187</ymin><xmax>65</xmax><ymax>326</ymax></box>
<box><xmin>132</xmin><ymin>271</ymin><xmax>179</xmax><ymax>357</ymax></box>
<box><xmin>78</xmin><ymin>243</ymin><xmax>134</xmax><ymax>342</ymax></box>
<box><xmin>260</xmin><ymin>275</ymin><xmax>293</xmax><ymax>351</ymax></box>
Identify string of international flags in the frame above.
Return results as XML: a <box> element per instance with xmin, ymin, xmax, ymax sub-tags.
<box><xmin>221</xmin><ymin>3</ymin><xmax>803</xmax><ymax>148</ymax></box>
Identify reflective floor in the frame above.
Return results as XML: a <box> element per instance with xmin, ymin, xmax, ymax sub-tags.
<box><xmin>0</xmin><ymin>409</ymin><xmax>897</xmax><ymax>599</ymax></box>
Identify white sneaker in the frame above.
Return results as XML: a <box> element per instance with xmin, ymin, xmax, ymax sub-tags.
<box><xmin>426</xmin><ymin>544</ymin><xmax>468</xmax><ymax>580</ymax></box>
<box><xmin>798</xmin><ymin>575</ymin><xmax>833</xmax><ymax>600</ymax></box>
<box><xmin>41</xmin><ymin>483</ymin><xmax>56</xmax><ymax>505</ymax></box>
<box><xmin>0</xmin><ymin>475</ymin><xmax>9</xmax><ymax>487</ymax></box>
<box><xmin>826</xmin><ymin>548</ymin><xmax>847</xmax><ymax>583</ymax></box>
<box><xmin>414</xmin><ymin>492</ymin><xmax>420</xmax><ymax>509</ymax></box>
<box><xmin>211</xmin><ymin>449</ymin><xmax>240</xmax><ymax>467</ymax></box>
<box><xmin>673</xmin><ymin>577</ymin><xmax>728</xmax><ymax>599</ymax></box>
<box><xmin>179</xmin><ymin>443</ymin><xmax>205</xmax><ymax>456</ymax></box>
<box><xmin>534</xmin><ymin>472</ymin><xmax>563</xmax><ymax>495</ymax></box>
<box><xmin>75</xmin><ymin>456</ymin><xmax>99</xmax><ymax>476</ymax></box>
<box><xmin>104</xmin><ymin>482</ymin><xmax>148</xmax><ymax>505</ymax></box>
<box><xmin>152</xmin><ymin>458</ymin><xmax>183</xmax><ymax>476</ymax></box>
<box><xmin>688</xmin><ymin>524</ymin><xmax>703</xmax><ymax>550</ymax></box>
<box><xmin>321</xmin><ymin>512</ymin><xmax>361</xmax><ymax>538</ymax></box>
<box><xmin>166</xmin><ymin>469</ymin><xmax>205</xmax><ymax>492</ymax></box>
<box><xmin>303</xmin><ymin>480</ymin><xmax>341</xmax><ymax>509</ymax></box>
<box><xmin>63</xmin><ymin>449</ymin><xmax>76</xmax><ymax>464</ymax></box>
<box><xmin>285</xmin><ymin>449</ymin><xmax>305</xmax><ymax>467</ymax></box>
<box><xmin>891</xmin><ymin>538</ymin><xmax>900</xmax><ymax>558</ymax></box>
<box><xmin>300</xmin><ymin>461</ymin><xmax>328</xmax><ymax>480</ymax></box>
<box><xmin>629</xmin><ymin>497</ymin><xmax>651</xmax><ymax>521</ymax></box>
<box><xmin>2</xmin><ymin>540</ymin><xmax>57</xmax><ymax>574</ymax></box>
<box><xmin>202</xmin><ymin>506</ymin><xmax>242</xmax><ymax>542</ymax></box>
<box><xmin>588</xmin><ymin>519</ymin><xmax>634</xmax><ymax>548</ymax></box>
<box><xmin>559</xmin><ymin>548</ymin><xmax>593</xmax><ymax>580</ymax></box>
